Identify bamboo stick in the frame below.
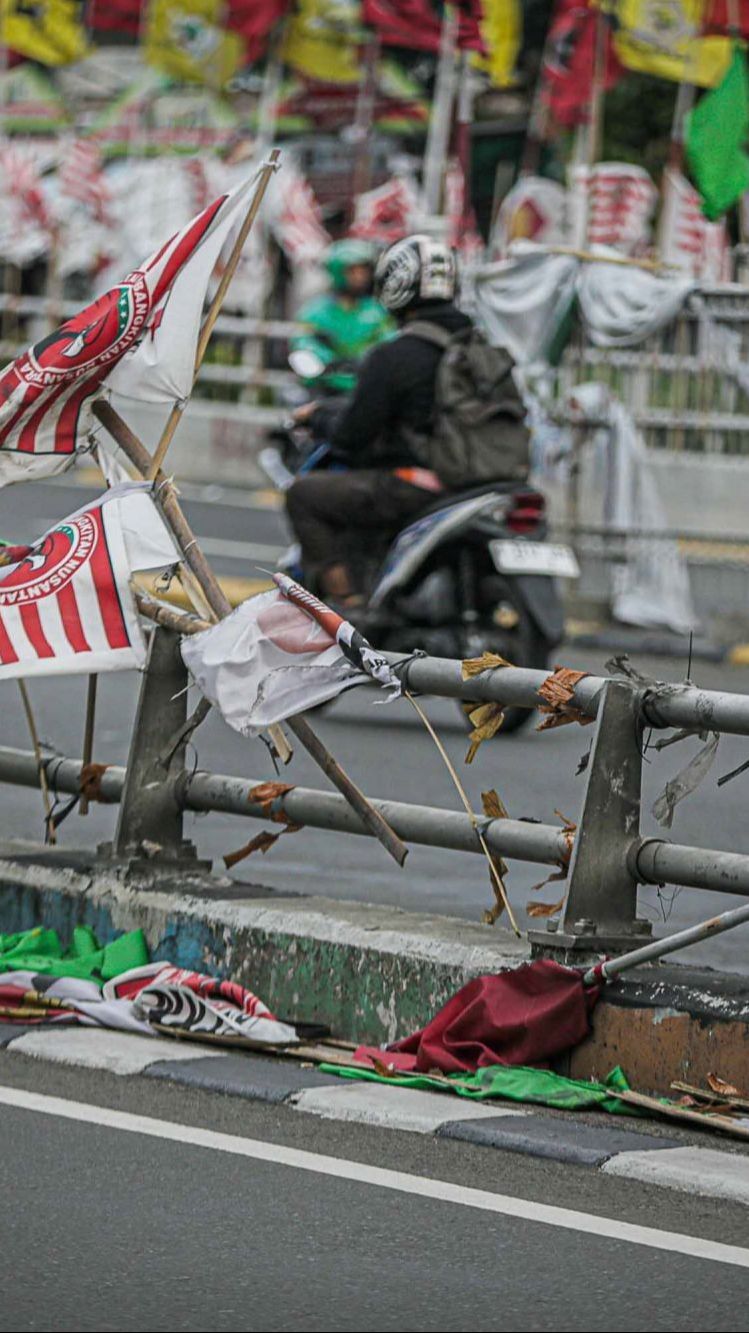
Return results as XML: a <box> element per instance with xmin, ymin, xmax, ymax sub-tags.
<box><xmin>94</xmin><ymin>401</ymin><xmax>407</xmax><ymax>865</ymax></box>
<box><xmin>79</xmin><ymin>675</ymin><xmax>98</xmax><ymax>816</ymax></box>
<box><xmin>147</xmin><ymin>150</ymin><xmax>281</xmax><ymax>480</ymax></box>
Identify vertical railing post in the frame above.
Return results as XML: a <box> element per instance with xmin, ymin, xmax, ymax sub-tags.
<box><xmin>529</xmin><ymin>679</ymin><xmax>652</xmax><ymax>958</ymax></box>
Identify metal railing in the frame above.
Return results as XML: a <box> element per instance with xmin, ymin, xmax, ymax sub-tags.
<box><xmin>2</xmin><ymin>628</ymin><xmax>749</xmax><ymax>960</ymax></box>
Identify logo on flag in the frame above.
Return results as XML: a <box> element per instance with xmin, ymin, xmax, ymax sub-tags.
<box><xmin>0</xmin><ymin>485</ymin><xmax>177</xmax><ymax>681</ymax></box>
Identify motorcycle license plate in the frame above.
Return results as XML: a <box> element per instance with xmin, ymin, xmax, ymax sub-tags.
<box><xmin>490</xmin><ymin>539</ymin><xmax>580</xmax><ymax>579</ymax></box>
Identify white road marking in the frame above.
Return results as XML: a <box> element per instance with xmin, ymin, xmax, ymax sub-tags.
<box><xmin>291</xmin><ymin>1083</ymin><xmax>528</xmax><ymax>1132</ymax></box>
<box><xmin>0</xmin><ymin>1084</ymin><xmax>747</xmax><ymax>1268</ymax></box>
<box><xmin>196</xmin><ymin>535</ymin><xmax>283</xmax><ymax>563</ymax></box>
<box><xmin>603</xmin><ymin>1146</ymin><xmax>749</xmax><ymax>1205</ymax></box>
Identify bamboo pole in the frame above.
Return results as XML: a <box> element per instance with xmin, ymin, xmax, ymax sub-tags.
<box><xmin>147</xmin><ymin>149</ymin><xmax>281</xmax><ymax>480</ymax></box>
<box><xmin>93</xmin><ymin>400</ymin><xmax>408</xmax><ymax>866</ymax></box>
<box><xmin>78</xmin><ymin>675</ymin><xmax>98</xmax><ymax>816</ymax></box>
<box><xmin>423</xmin><ymin>2</ymin><xmax>459</xmax><ymax>216</ymax></box>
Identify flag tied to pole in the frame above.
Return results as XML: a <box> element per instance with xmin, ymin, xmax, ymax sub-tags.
<box><xmin>0</xmin><ymin>171</ymin><xmax>262</xmax><ymax>487</ymax></box>
<box><xmin>180</xmin><ymin>574</ymin><xmax>401</xmax><ymax>734</ymax></box>
<box><xmin>0</xmin><ymin>484</ymin><xmax>177</xmax><ymax>682</ymax></box>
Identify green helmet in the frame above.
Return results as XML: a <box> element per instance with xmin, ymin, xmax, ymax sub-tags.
<box><xmin>324</xmin><ymin>239</ymin><xmax>377</xmax><ymax>292</ymax></box>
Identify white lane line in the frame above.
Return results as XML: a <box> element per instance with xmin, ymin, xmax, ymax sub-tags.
<box><xmin>1</xmin><ymin>1084</ymin><xmax>747</xmax><ymax>1268</ymax></box>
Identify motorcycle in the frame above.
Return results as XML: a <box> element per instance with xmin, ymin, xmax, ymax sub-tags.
<box><xmin>260</xmin><ymin>350</ymin><xmax>579</xmax><ymax>733</ymax></box>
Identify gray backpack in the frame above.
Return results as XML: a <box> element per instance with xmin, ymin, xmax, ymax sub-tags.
<box><xmin>404</xmin><ymin>321</ymin><xmax>530</xmax><ymax>489</ymax></box>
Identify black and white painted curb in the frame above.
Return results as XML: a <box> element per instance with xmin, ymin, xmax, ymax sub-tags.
<box><xmin>3</xmin><ymin>1025</ymin><xmax>749</xmax><ymax>1206</ymax></box>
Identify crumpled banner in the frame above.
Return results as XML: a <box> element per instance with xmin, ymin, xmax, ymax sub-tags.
<box><xmin>652</xmin><ymin>731</ymin><xmax>720</xmax><ymax>829</ymax></box>
<box><xmin>318</xmin><ymin>1061</ymin><xmax>640</xmax><ymax>1116</ymax></box>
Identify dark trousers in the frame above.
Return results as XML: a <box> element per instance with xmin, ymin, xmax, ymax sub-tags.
<box><xmin>285</xmin><ymin>470</ymin><xmax>432</xmax><ymax>585</ymax></box>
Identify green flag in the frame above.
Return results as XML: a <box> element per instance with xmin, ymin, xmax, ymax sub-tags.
<box><xmin>686</xmin><ymin>45</ymin><xmax>749</xmax><ymax>221</ymax></box>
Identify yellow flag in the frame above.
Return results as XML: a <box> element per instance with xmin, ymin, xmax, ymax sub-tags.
<box><xmin>1</xmin><ymin>0</ymin><xmax>90</xmax><ymax>66</ymax></box>
<box><xmin>610</xmin><ymin>0</ymin><xmax>731</xmax><ymax>87</ymax></box>
<box><xmin>144</xmin><ymin>0</ymin><xmax>243</xmax><ymax>89</ymax></box>
<box><xmin>475</xmin><ymin>0</ymin><xmax>522</xmax><ymax>89</ymax></box>
<box><xmin>282</xmin><ymin>0</ymin><xmax>361</xmax><ymax>86</ymax></box>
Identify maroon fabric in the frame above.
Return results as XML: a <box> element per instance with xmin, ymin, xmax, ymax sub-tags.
<box><xmin>355</xmin><ymin>961</ymin><xmax>599</xmax><ymax>1075</ymax></box>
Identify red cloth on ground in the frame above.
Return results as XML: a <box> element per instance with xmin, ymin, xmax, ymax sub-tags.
<box><xmin>355</xmin><ymin>961</ymin><xmax>598</xmax><ymax>1075</ymax></box>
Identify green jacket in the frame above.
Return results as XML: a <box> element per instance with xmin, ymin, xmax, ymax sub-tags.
<box><xmin>292</xmin><ymin>293</ymin><xmax>394</xmax><ymax>391</ymax></box>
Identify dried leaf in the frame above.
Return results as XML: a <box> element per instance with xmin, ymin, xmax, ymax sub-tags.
<box><xmin>371</xmin><ymin>1056</ymin><xmax>399</xmax><ymax>1079</ymax></box>
<box><xmin>461</xmin><ymin>651</ymin><xmax>512</xmax><ymax>681</ymax></box>
<box><xmin>465</xmin><ymin>701</ymin><xmax>505</xmax><ymax>764</ymax></box>
<box><xmin>248</xmin><ymin>780</ymin><xmax>301</xmax><ymax>829</ymax></box>
<box><xmin>536</xmin><ymin>666</ymin><xmax>593</xmax><ymax>731</ymax></box>
<box><xmin>707</xmin><ymin>1072</ymin><xmax>744</xmax><ymax>1098</ymax></box>
<box><xmin>482</xmin><ymin>788</ymin><xmax>509</xmax><ymax>820</ymax></box>
<box><xmin>224</xmin><ymin>829</ymin><xmax>280</xmax><ymax>869</ymax></box>
<box><xmin>526</xmin><ymin>894</ymin><xmax>567</xmax><ymax>918</ymax></box>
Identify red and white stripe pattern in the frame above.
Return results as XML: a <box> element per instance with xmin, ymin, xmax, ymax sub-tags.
<box><xmin>0</xmin><ymin>144</ymin><xmax>53</xmax><ymax>236</ymax></box>
<box><xmin>660</xmin><ymin>167</ymin><xmax>731</xmax><ymax>282</ymax></box>
<box><xmin>349</xmin><ymin>175</ymin><xmax>422</xmax><ymax>244</ymax></box>
<box><xmin>0</xmin><ymin>177</ymin><xmax>258</xmax><ymax>486</ymax></box>
<box><xmin>274</xmin><ymin>170</ymin><xmax>330</xmax><ymax>265</ymax></box>
<box><xmin>58</xmin><ymin>137</ymin><xmax>112</xmax><ymax>224</ymax></box>
<box><xmin>0</xmin><ymin>486</ymin><xmax>176</xmax><ymax>682</ymax></box>
<box><xmin>572</xmin><ymin>163</ymin><xmax>658</xmax><ymax>253</ymax></box>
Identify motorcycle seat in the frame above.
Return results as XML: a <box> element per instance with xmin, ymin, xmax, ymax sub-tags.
<box><xmin>418</xmin><ymin>479</ymin><xmax>524</xmax><ymax>518</ymax></box>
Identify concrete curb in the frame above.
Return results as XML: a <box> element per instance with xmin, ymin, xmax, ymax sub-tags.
<box><xmin>2</xmin><ymin>1028</ymin><xmax>747</xmax><ymax>1206</ymax></box>
<box><xmin>2</xmin><ymin>846</ymin><xmax>749</xmax><ymax>1094</ymax></box>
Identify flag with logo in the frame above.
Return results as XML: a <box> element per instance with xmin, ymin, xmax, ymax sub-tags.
<box><xmin>226</xmin><ymin>1</ymin><xmax>291</xmax><ymax>62</ymax></box>
<box><xmin>362</xmin><ymin>0</ymin><xmax>484</xmax><ymax>53</ymax></box>
<box><xmin>542</xmin><ymin>1</ymin><xmax>622</xmax><ymax>129</ymax></box>
<box><xmin>0</xmin><ymin>484</ymin><xmax>178</xmax><ymax>682</ymax></box>
<box><xmin>475</xmin><ymin>0</ymin><xmax>522</xmax><ymax>87</ymax></box>
<box><xmin>181</xmin><ymin>573</ymin><xmax>400</xmax><ymax>734</ymax></box>
<box><xmin>282</xmin><ymin>0</ymin><xmax>362</xmax><ymax>84</ymax></box>
<box><xmin>350</xmin><ymin>174</ymin><xmax>423</xmax><ymax>243</ymax></box>
<box><xmin>180</xmin><ymin>588</ymin><xmax>371</xmax><ymax>734</ymax></box>
<box><xmin>0</xmin><ymin>171</ymin><xmax>261</xmax><ymax>486</ymax></box>
<box><xmin>609</xmin><ymin>0</ymin><xmax>731</xmax><ymax>86</ymax></box>
<box><xmin>1</xmin><ymin>0</ymin><xmax>90</xmax><ymax>66</ymax></box>
<box><xmin>144</xmin><ymin>0</ymin><xmax>243</xmax><ymax>88</ymax></box>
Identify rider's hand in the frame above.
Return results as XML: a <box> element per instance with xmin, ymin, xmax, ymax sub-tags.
<box><xmin>292</xmin><ymin>401</ymin><xmax>319</xmax><ymax>424</ymax></box>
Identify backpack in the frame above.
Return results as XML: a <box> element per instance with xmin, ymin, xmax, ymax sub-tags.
<box><xmin>403</xmin><ymin>321</ymin><xmax>530</xmax><ymax>489</ymax></box>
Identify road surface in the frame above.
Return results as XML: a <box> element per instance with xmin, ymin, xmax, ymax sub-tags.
<box><xmin>2</xmin><ymin>473</ymin><xmax>749</xmax><ymax>971</ymax></box>
<box><xmin>0</xmin><ymin>1052</ymin><xmax>747</xmax><ymax>1333</ymax></box>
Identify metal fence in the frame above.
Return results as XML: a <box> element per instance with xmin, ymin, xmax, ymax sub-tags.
<box><xmin>2</xmin><ymin>626</ymin><xmax>749</xmax><ymax>962</ymax></box>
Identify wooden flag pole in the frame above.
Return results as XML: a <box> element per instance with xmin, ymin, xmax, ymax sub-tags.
<box><xmin>93</xmin><ymin>400</ymin><xmax>408</xmax><ymax>867</ymax></box>
<box><xmin>147</xmin><ymin>149</ymin><xmax>281</xmax><ymax>481</ymax></box>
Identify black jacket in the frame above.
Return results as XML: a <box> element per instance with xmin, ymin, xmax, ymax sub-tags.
<box><xmin>312</xmin><ymin>302</ymin><xmax>473</xmax><ymax>468</ymax></box>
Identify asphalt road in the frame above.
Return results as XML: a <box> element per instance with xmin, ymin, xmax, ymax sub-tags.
<box><xmin>1</xmin><ymin>1054</ymin><xmax>748</xmax><ymax>1333</ymax></box>
<box><xmin>3</xmin><ymin>474</ymin><xmax>749</xmax><ymax>971</ymax></box>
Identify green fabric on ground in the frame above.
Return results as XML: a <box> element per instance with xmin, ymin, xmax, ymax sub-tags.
<box><xmin>0</xmin><ymin>925</ymin><xmax>149</xmax><ymax>981</ymax></box>
<box><xmin>318</xmin><ymin>1061</ymin><xmax>641</xmax><ymax>1116</ymax></box>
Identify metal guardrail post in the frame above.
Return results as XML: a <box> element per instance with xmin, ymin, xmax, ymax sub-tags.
<box><xmin>529</xmin><ymin>679</ymin><xmax>652</xmax><ymax>958</ymax></box>
<box><xmin>108</xmin><ymin>627</ymin><xmax>203</xmax><ymax>867</ymax></box>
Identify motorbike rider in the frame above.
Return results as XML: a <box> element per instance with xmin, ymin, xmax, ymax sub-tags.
<box><xmin>291</xmin><ymin>238</ymin><xmax>393</xmax><ymax>393</ymax></box>
<box><xmin>286</xmin><ymin>234</ymin><xmax>470</xmax><ymax>607</ymax></box>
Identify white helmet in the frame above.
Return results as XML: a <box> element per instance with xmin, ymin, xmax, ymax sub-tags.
<box><xmin>374</xmin><ymin>234</ymin><xmax>458</xmax><ymax>312</ymax></box>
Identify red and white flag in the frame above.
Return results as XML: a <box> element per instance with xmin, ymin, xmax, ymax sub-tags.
<box><xmin>180</xmin><ymin>586</ymin><xmax>370</xmax><ymax>734</ymax></box>
<box><xmin>271</xmin><ymin>166</ymin><xmax>330</xmax><ymax>266</ymax></box>
<box><xmin>58</xmin><ymin>137</ymin><xmax>112</xmax><ymax>224</ymax></box>
<box><xmin>660</xmin><ymin>167</ymin><xmax>731</xmax><ymax>282</ymax></box>
<box><xmin>0</xmin><ymin>171</ymin><xmax>263</xmax><ymax>487</ymax></box>
<box><xmin>349</xmin><ymin>175</ymin><xmax>422</xmax><ymax>245</ymax></box>
<box><xmin>0</xmin><ymin>144</ymin><xmax>55</xmax><ymax>267</ymax></box>
<box><xmin>570</xmin><ymin>163</ymin><xmax>657</xmax><ymax>253</ymax></box>
<box><xmin>0</xmin><ymin>484</ymin><xmax>177</xmax><ymax>682</ymax></box>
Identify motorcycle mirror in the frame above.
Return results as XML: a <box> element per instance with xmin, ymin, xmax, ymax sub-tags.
<box><xmin>288</xmin><ymin>349</ymin><xmax>326</xmax><ymax>379</ymax></box>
